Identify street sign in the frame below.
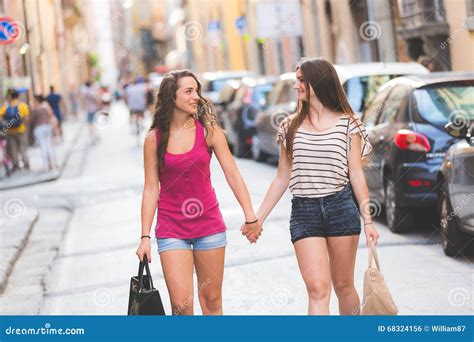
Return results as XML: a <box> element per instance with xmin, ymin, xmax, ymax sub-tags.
<box><xmin>235</xmin><ymin>16</ymin><xmax>247</xmax><ymax>31</ymax></box>
<box><xmin>0</xmin><ymin>17</ymin><xmax>21</xmax><ymax>45</ymax></box>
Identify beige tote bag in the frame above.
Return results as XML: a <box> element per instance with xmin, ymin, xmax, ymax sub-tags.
<box><xmin>361</xmin><ymin>241</ymin><xmax>399</xmax><ymax>315</ymax></box>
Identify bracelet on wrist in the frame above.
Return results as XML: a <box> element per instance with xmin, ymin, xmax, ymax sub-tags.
<box><xmin>141</xmin><ymin>235</ymin><xmax>151</xmax><ymax>239</ymax></box>
<box><xmin>245</xmin><ymin>218</ymin><xmax>258</xmax><ymax>224</ymax></box>
<box><xmin>364</xmin><ymin>222</ymin><xmax>373</xmax><ymax>226</ymax></box>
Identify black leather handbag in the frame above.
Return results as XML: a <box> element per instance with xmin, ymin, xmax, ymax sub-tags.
<box><xmin>127</xmin><ymin>255</ymin><xmax>166</xmax><ymax>315</ymax></box>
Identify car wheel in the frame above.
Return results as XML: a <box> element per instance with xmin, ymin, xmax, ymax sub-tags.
<box><xmin>384</xmin><ymin>179</ymin><xmax>413</xmax><ymax>233</ymax></box>
<box><xmin>439</xmin><ymin>183</ymin><xmax>472</xmax><ymax>257</ymax></box>
<box><xmin>252</xmin><ymin>136</ymin><xmax>268</xmax><ymax>162</ymax></box>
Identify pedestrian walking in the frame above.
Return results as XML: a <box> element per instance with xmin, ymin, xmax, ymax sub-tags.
<box><xmin>46</xmin><ymin>86</ymin><xmax>64</xmax><ymax>138</ymax></box>
<box><xmin>0</xmin><ymin>89</ymin><xmax>30</xmax><ymax>172</ymax></box>
<box><xmin>30</xmin><ymin>95</ymin><xmax>57</xmax><ymax>171</ymax></box>
<box><xmin>135</xmin><ymin>70</ymin><xmax>262</xmax><ymax>315</ymax></box>
<box><xmin>82</xmin><ymin>81</ymin><xmax>101</xmax><ymax>143</ymax></box>
<box><xmin>249</xmin><ymin>58</ymin><xmax>379</xmax><ymax>315</ymax></box>
<box><xmin>124</xmin><ymin>77</ymin><xmax>148</xmax><ymax>135</ymax></box>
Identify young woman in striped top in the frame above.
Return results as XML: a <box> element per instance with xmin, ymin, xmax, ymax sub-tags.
<box><xmin>253</xmin><ymin>58</ymin><xmax>379</xmax><ymax>315</ymax></box>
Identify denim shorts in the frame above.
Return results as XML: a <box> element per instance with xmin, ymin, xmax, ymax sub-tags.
<box><xmin>156</xmin><ymin>232</ymin><xmax>227</xmax><ymax>254</ymax></box>
<box><xmin>289</xmin><ymin>185</ymin><xmax>361</xmax><ymax>243</ymax></box>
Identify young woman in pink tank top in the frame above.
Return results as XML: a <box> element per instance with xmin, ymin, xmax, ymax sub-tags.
<box><xmin>136</xmin><ymin>70</ymin><xmax>262</xmax><ymax>315</ymax></box>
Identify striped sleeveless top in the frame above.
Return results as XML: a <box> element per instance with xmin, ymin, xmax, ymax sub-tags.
<box><xmin>277</xmin><ymin>113</ymin><xmax>372</xmax><ymax>198</ymax></box>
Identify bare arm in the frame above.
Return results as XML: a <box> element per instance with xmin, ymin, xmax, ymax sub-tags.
<box><xmin>256</xmin><ymin>144</ymin><xmax>292</xmax><ymax>224</ymax></box>
<box><xmin>136</xmin><ymin>131</ymin><xmax>160</xmax><ymax>262</ymax></box>
<box><xmin>348</xmin><ymin>133</ymin><xmax>379</xmax><ymax>245</ymax></box>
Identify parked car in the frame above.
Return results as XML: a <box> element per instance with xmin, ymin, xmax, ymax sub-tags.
<box><xmin>223</xmin><ymin>76</ymin><xmax>276</xmax><ymax>158</ymax></box>
<box><xmin>253</xmin><ymin>73</ymin><xmax>297</xmax><ymax>161</ymax></box>
<box><xmin>335</xmin><ymin>62</ymin><xmax>429</xmax><ymax>117</ymax></box>
<box><xmin>201</xmin><ymin>70</ymin><xmax>255</xmax><ymax>104</ymax></box>
<box><xmin>360</xmin><ymin>72</ymin><xmax>474</xmax><ymax>233</ymax></box>
<box><xmin>253</xmin><ymin>62</ymin><xmax>429</xmax><ymax>162</ymax></box>
<box><xmin>213</xmin><ymin>80</ymin><xmax>241</xmax><ymax>128</ymax></box>
<box><xmin>437</xmin><ymin>121</ymin><xmax>474</xmax><ymax>257</ymax></box>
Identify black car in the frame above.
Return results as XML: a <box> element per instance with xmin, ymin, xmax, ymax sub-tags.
<box><xmin>437</xmin><ymin>121</ymin><xmax>474</xmax><ymax>257</ymax></box>
<box><xmin>223</xmin><ymin>76</ymin><xmax>276</xmax><ymax>158</ymax></box>
<box><xmin>252</xmin><ymin>73</ymin><xmax>297</xmax><ymax>161</ymax></box>
<box><xmin>361</xmin><ymin>72</ymin><xmax>474</xmax><ymax>233</ymax></box>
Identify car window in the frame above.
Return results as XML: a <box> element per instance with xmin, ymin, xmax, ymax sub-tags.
<box><xmin>362</xmin><ymin>86</ymin><xmax>391</xmax><ymax>129</ymax></box>
<box><xmin>377</xmin><ymin>86</ymin><xmax>409</xmax><ymax>125</ymax></box>
<box><xmin>344</xmin><ymin>75</ymin><xmax>401</xmax><ymax>113</ymax></box>
<box><xmin>414</xmin><ymin>83</ymin><xmax>474</xmax><ymax>125</ymax></box>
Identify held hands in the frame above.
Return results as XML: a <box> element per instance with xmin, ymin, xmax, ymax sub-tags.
<box><xmin>240</xmin><ymin>219</ymin><xmax>263</xmax><ymax>243</ymax></box>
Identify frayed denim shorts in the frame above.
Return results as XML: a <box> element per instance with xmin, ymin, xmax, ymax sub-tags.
<box><xmin>157</xmin><ymin>232</ymin><xmax>227</xmax><ymax>254</ymax></box>
<box><xmin>289</xmin><ymin>185</ymin><xmax>361</xmax><ymax>243</ymax></box>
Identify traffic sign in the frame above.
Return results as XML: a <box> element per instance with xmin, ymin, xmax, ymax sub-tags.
<box><xmin>0</xmin><ymin>17</ymin><xmax>21</xmax><ymax>45</ymax></box>
<box><xmin>235</xmin><ymin>16</ymin><xmax>247</xmax><ymax>31</ymax></box>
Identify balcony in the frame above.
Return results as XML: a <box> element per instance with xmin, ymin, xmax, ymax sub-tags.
<box><xmin>397</xmin><ymin>0</ymin><xmax>449</xmax><ymax>39</ymax></box>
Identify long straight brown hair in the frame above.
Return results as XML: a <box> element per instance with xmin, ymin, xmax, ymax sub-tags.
<box><xmin>149</xmin><ymin>70</ymin><xmax>219</xmax><ymax>168</ymax></box>
<box><xmin>283</xmin><ymin>58</ymin><xmax>362</xmax><ymax>160</ymax></box>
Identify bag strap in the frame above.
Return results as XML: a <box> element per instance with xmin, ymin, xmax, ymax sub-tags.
<box><xmin>138</xmin><ymin>255</ymin><xmax>154</xmax><ymax>290</ymax></box>
<box><xmin>345</xmin><ymin>115</ymin><xmax>351</xmax><ymax>178</ymax></box>
<box><xmin>368</xmin><ymin>240</ymin><xmax>381</xmax><ymax>271</ymax></box>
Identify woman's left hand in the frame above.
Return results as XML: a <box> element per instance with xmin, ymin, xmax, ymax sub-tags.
<box><xmin>364</xmin><ymin>223</ymin><xmax>379</xmax><ymax>246</ymax></box>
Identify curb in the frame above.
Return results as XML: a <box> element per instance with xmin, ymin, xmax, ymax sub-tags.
<box><xmin>0</xmin><ymin>209</ymin><xmax>39</xmax><ymax>294</ymax></box>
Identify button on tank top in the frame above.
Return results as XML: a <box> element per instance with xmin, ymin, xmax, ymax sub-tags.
<box><xmin>154</xmin><ymin>119</ymin><xmax>227</xmax><ymax>239</ymax></box>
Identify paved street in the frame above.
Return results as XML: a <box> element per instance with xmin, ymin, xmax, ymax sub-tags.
<box><xmin>0</xmin><ymin>102</ymin><xmax>472</xmax><ymax>316</ymax></box>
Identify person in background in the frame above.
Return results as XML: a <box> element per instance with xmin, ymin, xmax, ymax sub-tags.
<box><xmin>417</xmin><ymin>55</ymin><xmax>434</xmax><ymax>72</ymax></box>
<box><xmin>0</xmin><ymin>89</ymin><xmax>30</xmax><ymax>172</ymax></box>
<box><xmin>30</xmin><ymin>95</ymin><xmax>57</xmax><ymax>171</ymax></box>
<box><xmin>68</xmin><ymin>84</ymin><xmax>79</xmax><ymax>119</ymax></box>
<box><xmin>82</xmin><ymin>81</ymin><xmax>101</xmax><ymax>143</ymax></box>
<box><xmin>46</xmin><ymin>86</ymin><xmax>64</xmax><ymax>138</ymax></box>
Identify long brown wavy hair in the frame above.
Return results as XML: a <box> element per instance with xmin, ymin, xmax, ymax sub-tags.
<box><xmin>283</xmin><ymin>58</ymin><xmax>363</xmax><ymax>160</ymax></box>
<box><xmin>149</xmin><ymin>70</ymin><xmax>219</xmax><ymax>168</ymax></box>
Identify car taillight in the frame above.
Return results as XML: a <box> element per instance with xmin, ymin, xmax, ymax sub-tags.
<box><xmin>394</xmin><ymin>129</ymin><xmax>431</xmax><ymax>152</ymax></box>
<box><xmin>407</xmin><ymin>179</ymin><xmax>432</xmax><ymax>187</ymax></box>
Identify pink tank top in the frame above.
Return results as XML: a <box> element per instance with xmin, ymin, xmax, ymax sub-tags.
<box><xmin>154</xmin><ymin>119</ymin><xmax>226</xmax><ymax>239</ymax></box>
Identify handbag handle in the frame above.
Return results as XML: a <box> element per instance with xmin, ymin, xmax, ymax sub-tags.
<box><xmin>368</xmin><ymin>240</ymin><xmax>381</xmax><ymax>271</ymax></box>
<box><xmin>138</xmin><ymin>255</ymin><xmax>154</xmax><ymax>290</ymax></box>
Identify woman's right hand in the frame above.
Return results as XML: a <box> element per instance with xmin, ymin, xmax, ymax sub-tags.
<box><xmin>135</xmin><ymin>238</ymin><xmax>152</xmax><ymax>262</ymax></box>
